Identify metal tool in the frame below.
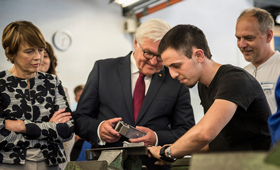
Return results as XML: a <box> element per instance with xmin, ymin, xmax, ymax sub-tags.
<box><xmin>114</xmin><ymin>121</ymin><xmax>146</xmax><ymax>139</ymax></box>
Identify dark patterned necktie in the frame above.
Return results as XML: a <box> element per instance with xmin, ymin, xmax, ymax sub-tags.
<box><xmin>133</xmin><ymin>72</ymin><xmax>145</xmax><ymax>122</ymax></box>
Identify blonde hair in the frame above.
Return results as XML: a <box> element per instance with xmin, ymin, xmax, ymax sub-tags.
<box><xmin>2</xmin><ymin>20</ymin><xmax>45</xmax><ymax>63</ymax></box>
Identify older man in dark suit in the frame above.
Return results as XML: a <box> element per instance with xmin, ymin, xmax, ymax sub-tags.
<box><xmin>73</xmin><ymin>19</ymin><xmax>195</xmax><ymax>170</ymax></box>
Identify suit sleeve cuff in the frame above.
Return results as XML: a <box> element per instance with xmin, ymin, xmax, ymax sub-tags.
<box><xmin>154</xmin><ymin>131</ymin><xmax>158</xmax><ymax>146</ymax></box>
<box><xmin>97</xmin><ymin>121</ymin><xmax>106</xmax><ymax>146</ymax></box>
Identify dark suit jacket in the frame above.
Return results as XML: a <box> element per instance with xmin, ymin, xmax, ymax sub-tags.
<box><xmin>73</xmin><ymin>52</ymin><xmax>194</xmax><ymax>147</ymax></box>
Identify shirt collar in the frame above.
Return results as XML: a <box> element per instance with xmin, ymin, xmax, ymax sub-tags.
<box><xmin>130</xmin><ymin>52</ymin><xmax>139</xmax><ymax>74</ymax></box>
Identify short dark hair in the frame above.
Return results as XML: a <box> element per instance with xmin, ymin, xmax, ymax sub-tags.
<box><xmin>74</xmin><ymin>84</ymin><xmax>84</xmax><ymax>95</ymax></box>
<box><xmin>158</xmin><ymin>24</ymin><xmax>212</xmax><ymax>59</ymax></box>
<box><xmin>237</xmin><ymin>7</ymin><xmax>274</xmax><ymax>34</ymax></box>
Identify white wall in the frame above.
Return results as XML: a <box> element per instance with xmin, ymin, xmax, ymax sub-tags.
<box><xmin>0</xmin><ymin>0</ymin><xmax>133</xmax><ymax>108</ymax></box>
<box><xmin>0</xmin><ymin>0</ymin><xmax>253</xmax><ymax>123</ymax></box>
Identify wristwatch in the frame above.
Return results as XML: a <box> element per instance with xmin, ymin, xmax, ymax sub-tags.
<box><xmin>166</xmin><ymin>146</ymin><xmax>174</xmax><ymax>159</ymax></box>
<box><xmin>159</xmin><ymin>146</ymin><xmax>176</xmax><ymax>162</ymax></box>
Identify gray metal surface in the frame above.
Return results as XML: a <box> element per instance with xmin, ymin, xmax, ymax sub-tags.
<box><xmin>189</xmin><ymin>152</ymin><xmax>280</xmax><ymax>170</ymax></box>
<box><xmin>86</xmin><ymin>146</ymin><xmax>147</xmax><ymax>160</ymax></box>
<box><xmin>98</xmin><ymin>150</ymin><xmax>123</xmax><ymax>165</ymax></box>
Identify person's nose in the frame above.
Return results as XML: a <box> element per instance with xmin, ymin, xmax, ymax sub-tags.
<box><xmin>149</xmin><ymin>56</ymin><xmax>158</xmax><ymax>65</ymax></box>
<box><xmin>33</xmin><ymin>50</ymin><xmax>42</xmax><ymax>60</ymax></box>
<box><xmin>169</xmin><ymin>68</ymin><xmax>179</xmax><ymax>79</ymax></box>
<box><xmin>238</xmin><ymin>38</ymin><xmax>247</xmax><ymax>48</ymax></box>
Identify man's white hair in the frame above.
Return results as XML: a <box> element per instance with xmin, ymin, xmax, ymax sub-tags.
<box><xmin>135</xmin><ymin>18</ymin><xmax>171</xmax><ymax>44</ymax></box>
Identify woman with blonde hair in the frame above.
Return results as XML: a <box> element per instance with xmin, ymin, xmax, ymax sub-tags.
<box><xmin>0</xmin><ymin>20</ymin><xmax>74</xmax><ymax>170</ymax></box>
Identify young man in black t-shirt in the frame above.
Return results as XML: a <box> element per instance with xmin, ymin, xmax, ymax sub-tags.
<box><xmin>148</xmin><ymin>24</ymin><xmax>271</xmax><ymax>164</ymax></box>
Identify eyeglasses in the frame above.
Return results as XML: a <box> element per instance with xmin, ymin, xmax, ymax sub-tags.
<box><xmin>138</xmin><ymin>43</ymin><xmax>163</xmax><ymax>62</ymax></box>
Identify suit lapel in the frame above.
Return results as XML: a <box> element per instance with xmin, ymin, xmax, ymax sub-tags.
<box><xmin>135</xmin><ymin>67</ymin><xmax>166</xmax><ymax>124</ymax></box>
<box><xmin>119</xmin><ymin>52</ymin><xmax>134</xmax><ymax>123</ymax></box>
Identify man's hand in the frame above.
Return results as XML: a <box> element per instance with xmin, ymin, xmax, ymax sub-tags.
<box><xmin>99</xmin><ymin>117</ymin><xmax>122</xmax><ymax>143</ymax></box>
<box><xmin>5</xmin><ymin>120</ymin><xmax>26</xmax><ymax>133</ymax></box>
<box><xmin>129</xmin><ymin>126</ymin><xmax>156</xmax><ymax>146</ymax></box>
<box><xmin>147</xmin><ymin>145</ymin><xmax>173</xmax><ymax>166</ymax></box>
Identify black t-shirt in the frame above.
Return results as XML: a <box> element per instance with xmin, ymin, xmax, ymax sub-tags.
<box><xmin>198</xmin><ymin>65</ymin><xmax>271</xmax><ymax>151</ymax></box>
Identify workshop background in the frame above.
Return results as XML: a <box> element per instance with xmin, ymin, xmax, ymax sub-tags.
<box><xmin>0</xmin><ymin>0</ymin><xmax>280</xmax><ymax>123</ymax></box>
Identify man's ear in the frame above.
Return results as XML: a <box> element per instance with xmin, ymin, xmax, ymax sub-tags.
<box><xmin>134</xmin><ymin>38</ymin><xmax>138</xmax><ymax>49</ymax></box>
<box><xmin>266</xmin><ymin>29</ymin><xmax>273</xmax><ymax>43</ymax></box>
<box><xmin>194</xmin><ymin>49</ymin><xmax>205</xmax><ymax>63</ymax></box>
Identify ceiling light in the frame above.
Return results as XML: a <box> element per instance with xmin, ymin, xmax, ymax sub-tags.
<box><xmin>276</xmin><ymin>14</ymin><xmax>280</xmax><ymax>24</ymax></box>
<box><xmin>114</xmin><ymin>0</ymin><xmax>141</xmax><ymax>8</ymax></box>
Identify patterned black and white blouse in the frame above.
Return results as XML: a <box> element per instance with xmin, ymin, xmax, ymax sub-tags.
<box><xmin>0</xmin><ymin>70</ymin><xmax>74</xmax><ymax>166</ymax></box>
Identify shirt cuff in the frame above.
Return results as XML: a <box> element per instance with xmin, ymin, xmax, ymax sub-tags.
<box><xmin>154</xmin><ymin>131</ymin><xmax>158</xmax><ymax>146</ymax></box>
<box><xmin>97</xmin><ymin>121</ymin><xmax>106</xmax><ymax>146</ymax></box>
